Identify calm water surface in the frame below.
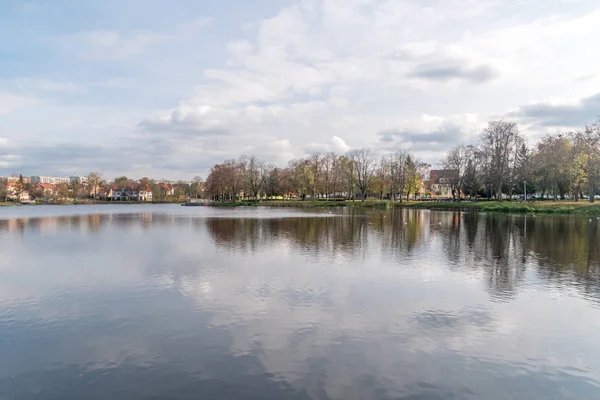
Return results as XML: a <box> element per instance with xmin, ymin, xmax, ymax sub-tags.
<box><xmin>1</xmin><ymin>204</ymin><xmax>599</xmax><ymax>399</ymax></box>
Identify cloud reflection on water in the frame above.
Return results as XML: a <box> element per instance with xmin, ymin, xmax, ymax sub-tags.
<box><xmin>0</xmin><ymin>207</ymin><xmax>599</xmax><ymax>399</ymax></box>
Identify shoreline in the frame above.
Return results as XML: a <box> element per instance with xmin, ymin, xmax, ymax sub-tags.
<box><xmin>3</xmin><ymin>200</ymin><xmax>600</xmax><ymax>215</ymax></box>
<box><xmin>207</xmin><ymin>200</ymin><xmax>600</xmax><ymax>215</ymax></box>
<box><xmin>0</xmin><ymin>201</ymin><xmax>180</xmax><ymax>207</ymax></box>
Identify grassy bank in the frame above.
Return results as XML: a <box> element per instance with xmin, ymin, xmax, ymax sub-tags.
<box><xmin>211</xmin><ymin>200</ymin><xmax>349</xmax><ymax>208</ymax></box>
<box><xmin>0</xmin><ymin>202</ymin><xmax>19</xmax><ymax>207</ymax></box>
<box><xmin>209</xmin><ymin>199</ymin><xmax>600</xmax><ymax>215</ymax></box>
<box><xmin>211</xmin><ymin>200</ymin><xmax>397</xmax><ymax>208</ymax></box>
<box><xmin>402</xmin><ymin>201</ymin><xmax>600</xmax><ymax>215</ymax></box>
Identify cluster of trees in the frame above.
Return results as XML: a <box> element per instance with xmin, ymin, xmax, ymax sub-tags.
<box><xmin>441</xmin><ymin>118</ymin><xmax>600</xmax><ymax>201</ymax></box>
<box><xmin>206</xmin><ymin>117</ymin><xmax>600</xmax><ymax>203</ymax></box>
<box><xmin>205</xmin><ymin>150</ymin><xmax>430</xmax><ymax>201</ymax></box>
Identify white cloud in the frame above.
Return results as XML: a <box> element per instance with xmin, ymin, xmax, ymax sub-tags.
<box><xmin>72</xmin><ymin>30</ymin><xmax>166</xmax><ymax>60</ymax></box>
<box><xmin>3</xmin><ymin>0</ymin><xmax>600</xmax><ymax>177</ymax></box>
<box><xmin>10</xmin><ymin>78</ymin><xmax>86</xmax><ymax>94</ymax></box>
<box><xmin>304</xmin><ymin>136</ymin><xmax>351</xmax><ymax>154</ymax></box>
<box><xmin>331</xmin><ymin>136</ymin><xmax>350</xmax><ymax>153</ymax></box>
<box><xmin>138</xmin><ymin>0</ymin><xmax>599</xmax><ymax>173</ymax></box>
<box><xmin>0</xmin><ymin>92</ymin><xmax>40</xmax><ymax>115</ymax></box>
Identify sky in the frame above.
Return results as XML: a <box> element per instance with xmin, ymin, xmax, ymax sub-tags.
<box><xmin>1</xmin><ymin>0</ymin><xmax>599</xmax><ymax>180</ymax></box>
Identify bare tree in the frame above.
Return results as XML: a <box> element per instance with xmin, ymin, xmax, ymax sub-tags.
<box><xmin>261</xmin><ymin>163</ymin><xmax>275</xmax><ymax>199</ymax></box>
<box><xmin>480</xmin><ymin>121</ymin><xmax>522</xmax><ymax>200</ymax></box>
<box><xmin>87</xmin><ymin>172</ymin><xmax>102</xmax><ymax>200</ymax></box>
<box><xmin>244</xmin><ymin>156</ymin><xmax>265</xmax><ymax>200</ymax></box>
<box><xmin>349</xmin><ymin>148</ymin><xmax>377</xmax><ymax>201</ymax></box>
<box><xmin>375</xmin><ymin>156</ymin><xmax>390</xmax><ymax>199</ymax></box>
<box><xmin>441</xmin><ymin>145</ymin><xmax>468</xmax><ymax>201</ymax></box>
<box><xmin>461</xmin><ymin>146</ymin><xmax>483</xmax><ymax>199</ymax></box>
<box><xmin>308</xmin><ymin>153</ymin><xmax>322</xmax><ymax>199</ymax></box>
<box><xmin>223</xmin><ymin>159</ymin><xmax>243</xmax><ymax>200</ymax></box>
<box><xmin>322</xmin><ymin>152</ymin><xmax>336</xmax><ymax>199</ymax></box>
<box><xmin>338</xmin><ymin>155</ymin><xmax>355</xmax><ymax>200</ymax></box>
<box><xmin>389</xmin><ymin>151</ymin><xmax>409</xmax><ymax>201</ymax></box>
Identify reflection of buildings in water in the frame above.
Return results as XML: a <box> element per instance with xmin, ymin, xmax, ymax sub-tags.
<box><xmin>0</xmin><ymin>218</ymin><xmax>31</xmax><ymax>234</ymax></box>
<box><xmin>0</xmin><ymin>213</ymin><xmax>195</xmax><ymax>235</ymax></box>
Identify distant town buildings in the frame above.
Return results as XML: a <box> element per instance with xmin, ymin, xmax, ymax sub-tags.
<box><xmin>4</xmin><ymin>181</ymin><xmax>31</xmax><ymax>201</ymax></box>
<box><xmin>0</xmin><ymin>173</ymin><xmax>200</xmax><ymax>204</ymax></box>
<box><xmin>30</xmin><ymin>176</ymin><xmax>70</xmax><ymax>185</ymax></box>
<box><xmin>6</xmin><ymin>176</ymin><xmax>31</xmax><ymax>184</ymax></box>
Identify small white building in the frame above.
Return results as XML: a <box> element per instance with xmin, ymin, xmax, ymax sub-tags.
<box><xmin>112</xmin><ymin>190</ymin><xmax>138</xmax><ymax>201</ymax></box>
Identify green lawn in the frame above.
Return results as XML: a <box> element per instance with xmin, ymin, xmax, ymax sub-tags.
<box><xmin>402</xmin><ymin>200</ymin><xmax>600</xmax><ymax>215</ymax></box>
<box><xmin>210</xmin><ymin>199</ymin><xmax>600</xmax><ymax>215</ymax></box>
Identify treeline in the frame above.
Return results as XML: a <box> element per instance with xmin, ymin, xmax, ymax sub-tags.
<box><xmin>441</xmin><ymin>118</ymin><xmax>600</xmax><ymax>201</ymax></box>
<box><xmin>205</xmin><ymin>118</ymin><xmax>600</xmax><ymax>202</ymax></box>
<box><xmin>205</xmin><ymin>150</ymin><xmax>430</xmax><ymax>202</ymax></box>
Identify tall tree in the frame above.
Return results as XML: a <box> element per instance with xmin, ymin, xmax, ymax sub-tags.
<box><xmin>513</xmin><ymin>142</ymin><xmax>532</xmax><ymax>197</ymax></box>
<box><xmin>349</xmin><ymin>148</ymin><xmax>377</xmax><ymax>201</ymax></box>
<box><xmin>244</xmin><ymin>156</ymin><xmax>265</xmax><ymax>200</ymax></box>
<box><xmin>480</xmin><ymin>121</ymin><xmax>522</xmax><ymax>200</ymax></box>
<box><xmin>441</xmin><ymin>145</ymin><xmax>469</xmax><ymax>201</ymax></box>
<box><xmin>308</xmin><ymin>153</ymin><xmax>322</xmax><ymax>199</ymax></box>
<box><xmin>533</xmin><ymin>134</ymin><xmax>573</xmax><ymax>200</ymax></box>
<box><xmin>390</xmin><ymin>151</ymin><xmax>409</xmax><ymax>201</ymax></box>
<box><xmin>462</xmin><ymin>158</ymin><xmax>480</xmax><ymax>199</ymax></box>
<box><xmin>404</xmin><ymin>155</ymin><xmax>426</xmax><ymax>201</ymax></box>
<box><xmin>15</xmin><ymin>174</ymin><xmax>25</xmax><ymax>200</ymax></box>
<box><xmin>573</xmin><ymin>120</ymin><xmax>600</xmax><ymax>202</ymax></box>
<box><xmin>373</xmin><ymin>156</ymin><xmax>390</xmax><ymax>200</ymax></box>
<box><xmin>223</xmin><ymin>159</ymin><xmax>243</xmax><ymax>200</ymax></box>
<box><xmin>322</xmin><ymin>153</ymin><xmax>336</xmax><ymax>199</ymax></box>
<box><xmin>87</xmin><ymin>172</ymin><xmax>102</xmax><ymax>200</ymax></box>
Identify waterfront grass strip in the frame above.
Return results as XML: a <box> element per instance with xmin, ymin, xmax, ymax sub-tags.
<box><xmin>209</xmin><ymin>200</ymin><xmax>600</xmax><ymax>215</ymax></box>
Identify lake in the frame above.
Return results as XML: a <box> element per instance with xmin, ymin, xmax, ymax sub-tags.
<box><xmin>1</xmin><ymin>204</ymin><xmax>599</xmax><ymax>399</ymax></box>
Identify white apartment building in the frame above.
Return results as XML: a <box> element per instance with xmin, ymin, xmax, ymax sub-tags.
<box><xmin>30</xmin><ymin>176</ymin><xmax>71</xmax><ymax>185</ymax></box>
